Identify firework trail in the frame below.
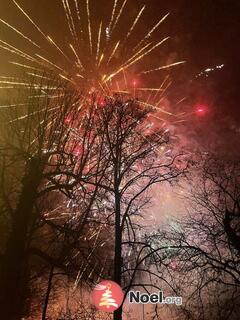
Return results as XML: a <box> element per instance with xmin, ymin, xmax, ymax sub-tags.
<box><xmin>0</xmin><ymin>0</ymin><xmax>185</xmax><ymax>122</ymax></box>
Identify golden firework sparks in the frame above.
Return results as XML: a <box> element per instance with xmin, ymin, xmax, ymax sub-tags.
<box><xmin>36</xmin><ymin>54</ymin><xmax>66</xmax><ymax>73</ymax></box>
<box><xmin>125</xmin><ymin>5</ymin><xmax>145</xmax><ymax>40</ymax></box>
<box><xmin>0</xmin><ymin>0</ymin><xmax>186</xmax><ymax>124</ymax></box>
<box><xmin>0</xmin><ymin>40</ymin><xmax>36</xmax><ymax>62</ymax></box>
<box><xmin>134</xmin><ymin>13</ymin><xmax>170</xmax><ymax>51</ymax></box>
<box><xmin>96</xmin><ymin>21</ymin><xmax>102</xmax><ymax>63</ymax></box>
<box><xmin>13</xmin><ymin>0</ymin><xmax>50</xmax><ymax>42</ymax></box>
<box><xmin>140</xmin><ymin>61</ymin><xmax>186</xmax><ymax>74</ymax></box>
<box><xmin>47</xmin><ymin>36</ymin><xmax>71</xmax><ymax>62</ymax></box>
<box><xmin>69</xmin><ymin>44</ymin><xmax>84</xmax><ymax>70</ymax></box>
<box><xmin>109</xmin><ymin>0</ymin><xmax>118</xmax><ymax>32</ymax></box>
<box><xmin>9</xmin><ymin>61</ymin><xmax>42</xmax><ymax>72</ymax></box>
<box><xmin>107</xmin><ymin>41</ymin><xmax>120</xmax><ymax>65</ymax></box>
<box><xmin>112</xmin><ymin>0</ymin><xmax>128</xmax><ymax>32</ymax></box>
<box><xmin>86</xmin><ymin>0</ymin><xmax>93</xmax><ymax>54</ymax></box>
<box><xmin>0</xmin><ymin>19</ymin><xmax>40</xmax><ymax>48</ymax></box>
<box><xmin>104</xmin><ymin>37</ymin><xmax>170</xmax><ymax>83</ymax></box>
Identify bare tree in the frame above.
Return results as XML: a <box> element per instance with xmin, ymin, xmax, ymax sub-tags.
<box><xmin>0</xmin><ymin>83</ymin><xmax>111</xmax><ymax>319</ymax></box>
<box><xmin>77</xmin><ymin>96</ymin><xmax>186</xmax><ymax>320</ymax></box>
<box><xmin>148</xmin><ymin>155</ymin><xmax>240</xmax><ymax>320</ymax></box>
<box><xmin>0</xmin><ymin>90</ymin><xmax>186</xmax><ymax>320</ymax></box>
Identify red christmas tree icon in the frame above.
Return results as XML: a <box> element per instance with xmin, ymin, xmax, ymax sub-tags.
<box><xmin>99</xmin><ymin>284</ymin><xmax>118</xmax><ymax>309</ymax></box>
<box><xmin>92</xmin><ymin>280</ymin><xmax>124</xmax><ymax>312</ymax></box>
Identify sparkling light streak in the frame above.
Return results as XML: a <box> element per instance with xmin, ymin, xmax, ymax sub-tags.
<box><xmin>104</xmin><ymin>37</ymin><xmax>170</xmax><ymax>83</ymax></box>
<box><xmin>111</xmin><ymin>0</ymin><xmax>128</xmax><ymax>32</ymax></box>
<box><xmin>47</xmin><ymin>36</ymin><xmax>71</xmax><ymax>62</ymax></box>
<box><xmin>0</xmin><ymin>18</ymin><xmax>40</xmax><ymax>48</ymax></box>
<box><xmin>141</xmin><ymin>61</ymin><xmax>186</xmax><ymax>74</ymax></box>
<box><xmin>0</xmin><ymin>0</ymin><xmax>186</xmax><ymax>125</ymax></box>
<box><xmin>70</xmin><ymin>44</ymin><xmax>84</xmax><ymax>70</ymax></box>
<box><xmin>195</xmin><ymin>64</ymin><xmax>225</xmax><ymax>78</ymax></box>
<box><xmin>107</xmin><ymin>41</ymin><xmax>120</xmax><ymax>65</ymax></box>
<box><xmin>134</xmin><ymin>13</ymin><xmax>170</xmax><ymax>51</ymax></box>
<box><xmin>86</xmin><ymin>0</ymin><xmax>93</xmax><ymax>54</ymax></box>
<box><xmin>12</xmin><ymin>0</ymin><xmax>49</xmax><ymax>41</ymax></box>
<box><xmin>109</xmin><ymin>0</ymin><xmax>118</xmax><ymax>32</ymax></box>
<box><xmin>125</xmin><ymin>5</ymin><xmax>145</xmax><ymax>40</ymax></box>
<box><xmin>96</xmin><ymin>21</ymin><xmax>102</xmax><ymax>63</ymax></box>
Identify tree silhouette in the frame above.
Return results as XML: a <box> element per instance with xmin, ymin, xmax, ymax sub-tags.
<box><xmin>0</xmin><ymin>89</ymin><xmax>186</xmax><ymax>320</ymax></box>
<box><xmin>149</xmin><ymin>154</ymin><xmax>240</xmax><ymax>320</ymax></box>
<box><xmin>77</xmin><ymin>96</ymin><xmax>186</xmax><ymax>320</ymax></box>
<box><xmin>0</xmin><ymin>83</ymin><xmax>111</xmax><ymax>319</ymax></box>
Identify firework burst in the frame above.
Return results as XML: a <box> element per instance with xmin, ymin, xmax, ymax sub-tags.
<box><xmin>0</xmin><ymin>0</ymin><xmax>185</xmax><ymax>123</ymax></box>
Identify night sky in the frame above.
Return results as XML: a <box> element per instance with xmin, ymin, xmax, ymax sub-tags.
<box><xmin>0</xmin><ymin>0</ymin><xmax>239</xmax><ymax>153</ymax></box>
<box><xmin>0</xmin><ymin>2</ymin><xmax>239</xmax><ymax>319</ymax></box>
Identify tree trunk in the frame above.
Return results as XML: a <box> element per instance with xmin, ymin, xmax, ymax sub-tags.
<box><xmin>0</xmin><ymin>158</ymin><xmax>43</xmax><ymax>320</ymax></box>
<box><xmin>114</xmin><ymin>305</ymin><xmax>123</xmax><ymax>320</ymax></box>
<box><xmin>113</xmin><ymin>188</ymin><xmax>123</xmax><ymax>320</ymax></box>
<box><xmin>42</xmin><ymin>266</ymin><xmax>54</xmax><ymax>320</ymax></box>
<box><xmin>223</xmin><ymin>209</ymin><xmax>240</xmax><ymax>255</ymax></box>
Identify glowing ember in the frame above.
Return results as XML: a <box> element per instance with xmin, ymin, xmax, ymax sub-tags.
<box><xmin>195</xmin><ymin>104</ymin><xmax>208</xmax><ymax>116</ymax></box>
